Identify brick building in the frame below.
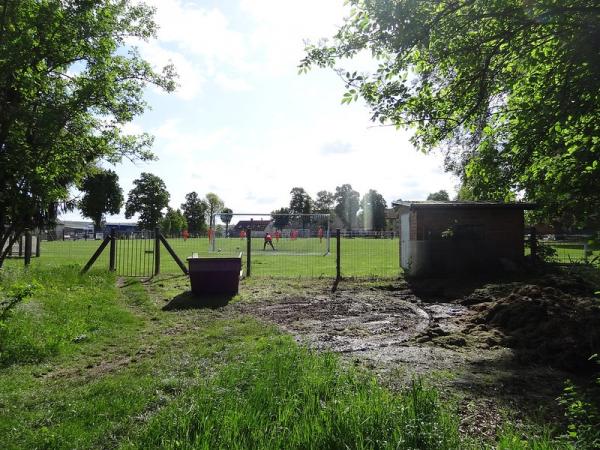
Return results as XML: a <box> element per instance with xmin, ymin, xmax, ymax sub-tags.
<box><xmin>393</xmin><ymin>201</ymin><xmax>535</xmax><ymax>277</ymax></box>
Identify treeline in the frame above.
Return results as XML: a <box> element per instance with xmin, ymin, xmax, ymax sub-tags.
<box><xmin>272</xmin><ymin>185</ymin><xmax>389</xmax><ymax>231</ymax></box>
<box><xmin>78</xmin><ymin>171</ymin><xmax>231</xmax><ymax>235</ymax></box>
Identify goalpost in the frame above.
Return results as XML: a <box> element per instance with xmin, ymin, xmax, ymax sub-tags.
<box><xmin>209</xmin><ymin>213</ymin><xmax>331</xmax><ymax>256</ymax></box>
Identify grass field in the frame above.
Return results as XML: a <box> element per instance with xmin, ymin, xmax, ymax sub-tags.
<box><xmin>0</xmin><ymin>265</ymin><xmax>572</xmax><ymax>449</ymax></box>
<box><xmin>8</xmin><ymin>236</ymin><xmax>401</xmax><ymax>278</ymax></box>
<box><xmin>7</xmin><ymin>237</ymin><xmax>596</xmax><ymax>278</ymax></box>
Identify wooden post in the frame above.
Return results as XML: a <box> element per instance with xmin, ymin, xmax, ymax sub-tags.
<box><xmin>81</xmin><ymin>235</ymin><xmax>111</xmax><ymax>274</ymax></box>
<box><xmin>24</xmin><ymin>230</ymin><xmax>32</xmax><ymax>266</ymax></box>
<box><xmin>18</xmin><ymin>234</ymin><xmax>23</xmax><ymax>257</ymax></box>
<box><xmin>35</xmin><ymin>233</ymin><xmax>41</xmax><ymax>257</ymax></box>
<box><xmin>159</xmin><ymin>233</ymin><xmax>188</xmax><ymax>275</ymax></box>
<box><xmin>530</xmin><ymin>227</ymin><xmax>537</xmax><ymax>260</ymax></box>
<box><xmin>109</xmin><ymin>228</ymin><xmax>116</xmax><ymax>271</ymax></box>
<box><xmin>154</xmin><ymin>227</ymin><xmax>160</xmax><ymax>276</ymax></box>
<box><xmin>246</xmin><ymin>227</ymin><xmax>251</xmax><ymax>277</ymax></box>
<box><xmin>336</xmin><ymin>228</ymin><xmax>341</xmax><ymax>280</ymax></box>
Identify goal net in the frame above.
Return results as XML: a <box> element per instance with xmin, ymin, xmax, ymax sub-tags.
<box><xmin>208</xmin><ymin>213</ymin><xmax>331</xmax><ymax>256</ymax></box>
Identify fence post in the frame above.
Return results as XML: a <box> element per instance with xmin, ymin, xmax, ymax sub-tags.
<box><xmin>529</xmin><ymin>227</ymin><xmax>537</xmax><ymax>260</ymax></box>
<box><xmin>18</xmin><ymin>234</ymin><xmax>23</xmax><ymax>257</ymax></box>
<box><xmin>24</xmin><ymin>230</ymin><xmax>32</xmax><ymax>266</ymax></box>
<box><xmin>246</xmin><ymin>227</ymin><xmax>251</xmax><ymax>277</ymax></box>
<box><xmin>154</xmin><ymin>227</ymin><xmax>160</xmax><ymax>276</ymax></box>
<box><xmin>35</xmin><ymin>233</ymin><xmax>41</xmax><ymax>257</ymax></box>
<box><xmin>109</xmin><ymin>228</ymin><xmax>116</xmax><ymax>271</ymax></box>
<box><xmin>336</xmin><ymin>228</ymin><xmax>341</xmax><ymax>280</ymax></box>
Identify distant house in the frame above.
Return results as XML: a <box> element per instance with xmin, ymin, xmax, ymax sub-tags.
<box><xmin>393</xmin><ymin>201</ymin><xmax>536</xmax><ymax>277</ymax></box>
<box><xmin>53</xmin><ymin>220</ymin><xmax>94</xmax><ymax>240</ymax></box>
<box><xmin>104</xmin><ymin>222</ymin><xmax>138</xmax><ymax>234</ymax></box>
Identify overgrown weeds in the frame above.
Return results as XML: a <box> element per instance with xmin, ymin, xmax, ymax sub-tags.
<box><xmin>126</xmin><ymin>337</ymin><xmax>462</xmax><ymax>450</ymax></box>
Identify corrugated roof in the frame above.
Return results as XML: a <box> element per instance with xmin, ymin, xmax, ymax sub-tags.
<box><xmin>391</xmin><ymin>200</ymin><xmax>536</xmax><ymax>210</ymax></box>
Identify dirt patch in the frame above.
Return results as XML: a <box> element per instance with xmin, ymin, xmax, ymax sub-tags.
<box><xmin>238</xmin><ymin>269</ymin><xmax>600</xmax><ymax>440</ymax></box>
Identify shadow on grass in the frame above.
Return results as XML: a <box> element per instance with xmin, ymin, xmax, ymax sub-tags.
<box><xmin>162</xmin><ymin>290</ymin><xmax>235</xmax><ymax>311</ymax></box>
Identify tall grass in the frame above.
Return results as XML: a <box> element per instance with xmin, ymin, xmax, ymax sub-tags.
<box><xmin>127</xmin><ymin>337</ymin><xmax>461</xmax><ymax>450</ymax></box>
<box><xmin>0</xmin><ymin>265</ymin><xmax>138</xmax><ymax>367</ymax></box>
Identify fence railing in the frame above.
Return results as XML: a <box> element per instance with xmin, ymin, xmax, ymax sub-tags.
<box><xmin>526</xmin><ymin>229</ymin><xmax>599</xmax><ymax>265</ymax></box>
<box><xmin>47</xmin><ymin>227</ymin><xmax>399</xmax><ymax>279</ymax></box>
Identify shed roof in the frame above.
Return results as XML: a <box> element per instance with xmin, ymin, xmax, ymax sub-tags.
<box><xmin>392</xmin><ymin>200</ymin><xmax>536</xmax><ymax>211</ymax></box>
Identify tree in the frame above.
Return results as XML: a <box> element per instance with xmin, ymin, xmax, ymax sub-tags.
<box><xmin>427</xmin><ymin>190</ymin><xmax>450</xmax><ymax>202</ymax></box>
<box><xmin>159</xmin><ymin>208</ymin><xmax>187</xmax><ymax>236</ymax></box>
<box><xmin>360</xmin><ymin>190</ymin><xmax>387</xmax><ymax>231</ymax></box>
<box><xmin>289</xmin><ymin>187</ymin><xmax>313</xmax><ymax>228</ymax></box>
<box><xmin>334</xmin><ymin>184</ymin><xmax>360</xmax><ymax>230</ymax></box>
<box><xmin>314</xmin><ymin>190</ymin><xmax>335</xmax><ymax>213</ymax></box>
<box><xmin>181</xmin><ymin>192</ymin><xmax>208</xmax><ymax>235</ymax></box>
<box><xmin>272</xmin><ymin>207</ymin><xmax>291</xmax><ymax>230</ymax></box>
<box><xmin>0</xmin><ymin>1</ymin><xmax>175</xmax><ymax>267</ymax></box>
<box><xmin>314</xmin><ymin>190</ymin><xmax>335</xmax><ymax>226</ymax></box>
<box><xmin>125</xmin><ymin>173</ymin><xmax>170</xmax><ymax>230</ymax></box>
<box><xmin>220</xmin><ymin>207</ymin><xmax>233</xmax><ymax>236</ymax></box>
<box><xmin>78</xmin><ymin>169</ymin><xmax>124</xmax><ymax>233</ymax></box>
<box><xmin>205</xmin><ymin>193</ymin><xmax>224</xmax><ymax>229</ymax></box>
<box><xmin>301</xmin><ymin>1</ymin><xmax>600</xmax><ymax>228</ymax></box>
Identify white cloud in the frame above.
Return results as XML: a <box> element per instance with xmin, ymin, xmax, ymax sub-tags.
<box><xmin>135</xmin><ymin>42</ymin><xmax>205</xmax><ymax>100</ymax></box>
<box><xmin>214</xmin><ymin>73</ymin><xmax>252</xmax><ymax>92</ymax></box>
<box><xmin>320</xmin><ymin>141</ymin><xmax>354</xmax><ymax>155</ymax></box>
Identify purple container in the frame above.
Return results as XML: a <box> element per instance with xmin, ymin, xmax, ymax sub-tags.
<box><xmin>187</xmin><ymin>257</ymin><xmax>242</xmax><ymax>296</ymax></box>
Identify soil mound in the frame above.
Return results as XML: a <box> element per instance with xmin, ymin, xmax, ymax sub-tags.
<box><xmin>470</xmin><ymin>283</ymin><xmax>600</xmax><ymax>370</ymax></box>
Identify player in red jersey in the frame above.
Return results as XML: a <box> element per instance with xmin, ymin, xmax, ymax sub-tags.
<box><xmin>275</xmin><ymin>230</ymin><xmax>281</xmax><ymax>242</ymax></box>
<box><xmin>263</xmin><ymin>232</ymin><xmax>275</xmax><ymax>250</ymax></box>
<box><xmin>318</xmin><ymin>226</ymin><xmax>324</xmax><ymax>243</ymax></box>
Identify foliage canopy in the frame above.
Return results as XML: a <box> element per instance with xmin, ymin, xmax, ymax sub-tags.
<box><xmin>301</xmin><ymin>0</ymin><xmax>600</xmax><ymax>228</ymax></box>
<box><xmin>125</xmin><ymin>173</ymin><xmax>170</xmax><ymax>230</ymax></box>
<box><xmin>181</xmin><ymin>192</ymin><xmax>208</xmax><ymax>235</ymax></box>
<box><xmin>79</xmin><ymin>169</ymin><xmax>123</xmax><ymax>231</ymax></box>
<box><xmin>0</xmin><ymin>0</ymin><xmax>175</xmax><ymax>265</ymax></box>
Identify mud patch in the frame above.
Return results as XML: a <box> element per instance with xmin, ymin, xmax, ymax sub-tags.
<box><xmin>238</xmin><ymin>270</ymin><xmax>600</xmax><ymax>439</ymax></box>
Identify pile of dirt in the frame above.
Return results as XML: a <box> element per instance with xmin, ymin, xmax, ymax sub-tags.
<box><xmin>464</xmin><ymin>280</ymin><xmax>600</xmax><ymax>371</ymax></box>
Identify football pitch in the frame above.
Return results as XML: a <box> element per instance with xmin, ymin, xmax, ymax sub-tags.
<box><xmin>8</xmin><ymin>236</ymin><xmax>401</xmax><ymax>278</ymax></box>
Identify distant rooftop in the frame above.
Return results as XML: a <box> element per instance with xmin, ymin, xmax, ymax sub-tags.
<box><xmin>392</xmin><ymin>200</ymin><xmax>537</xmax><ymax>210</ymax></box>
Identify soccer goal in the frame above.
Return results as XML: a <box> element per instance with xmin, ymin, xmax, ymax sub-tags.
<box><xmin>208</xmin><ymin>212</ymin><xmax>331</xmax><ymax>256</ymax></box>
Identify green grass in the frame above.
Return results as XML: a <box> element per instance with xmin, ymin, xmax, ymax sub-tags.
<box><xmin>0</xmin><ymin>265</ymin><xmax>581</xmax><ymax>448</ymax></box>
<box><xmin>124</xmin><ymin>341</ymin><xmax>461</xmax><ymax>450</ymax></box>
<box><xmin>0</xmin><ymin>265</ymin><xmax>139</xmax><ymax>367</ymax></box>
<box><xmin>9</xmin><ymin>236</ymin><xmax>401</xmax><ymax>278</ymax></box>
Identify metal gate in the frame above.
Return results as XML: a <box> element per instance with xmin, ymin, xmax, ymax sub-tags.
<box><xmin>114</xmin><ymin>230</ymin><xmax>155</xmax><ymax>277</ymax></box>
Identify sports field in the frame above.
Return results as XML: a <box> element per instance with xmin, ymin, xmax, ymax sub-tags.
<box><xmin>7</xmin><ymin>236</ymin><xmax>401</xmax><ymax>278</ymax></box>
<box><xmin>8</xmin><ymin>237</ymin><xmax>596</xmax><ymax>277</ymax></box>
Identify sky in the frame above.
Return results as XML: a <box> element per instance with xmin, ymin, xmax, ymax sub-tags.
<box><xmin>62</xmin><ymin>0</ymin><xmax>457</xmax><ymax>223</ymax></box>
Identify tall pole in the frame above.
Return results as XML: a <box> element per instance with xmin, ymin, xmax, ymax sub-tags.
<box><xmin>336</xmin><ymin>228</ymin><xmax>341</xmax><ymax>281</ymax></box>
<box><xmin>154</xmin><ymin>227</ymin><xmax>160</xmax><ymax>276</ymax></box>
<box><xmin>24</xmin><ymin>230</ymin><xmax>32</xmax><ymax>266</ymax></box>
<box><xmin>109</xmin><ymin>228</ymin><xmax>116</xmax><ymax>271</ymax></box>
<box><xmin>246</xmin><ymin>227</ymin><xmax>251</xmax><ymax>277</ymax></box>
